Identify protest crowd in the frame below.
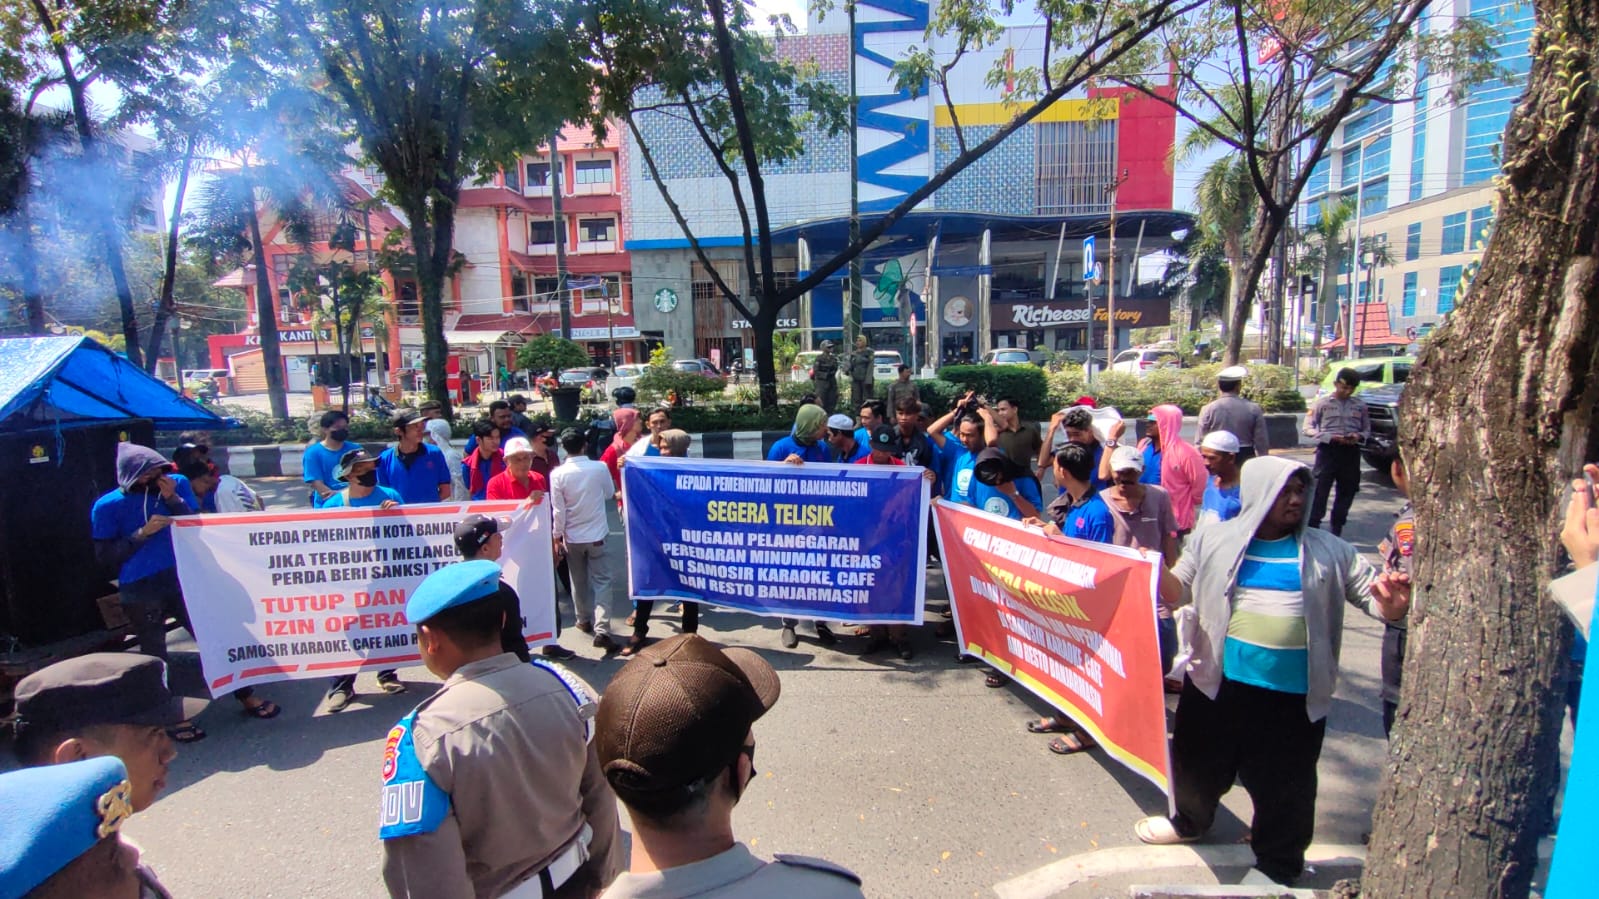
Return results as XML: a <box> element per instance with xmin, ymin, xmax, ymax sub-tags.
<box><xmin>3</xmin><ymin>365</ymin><xmax>1593</xmax><ymax>898</ymax></box>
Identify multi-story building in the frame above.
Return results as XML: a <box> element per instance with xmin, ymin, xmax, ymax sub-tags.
<box><xmin>208</xmin><ymin>124</ymin><xmax>640</xmax><ymax>398</ymax></box>
<box><xmin>1298</xmin><ymin>0</ymin><xmax>1532</xmax><ymax>344</ymax></box>
<box><xmin>625</xmin><ymin>2</ymin><xmax>1188</xmax><ymax>371</ymax></box>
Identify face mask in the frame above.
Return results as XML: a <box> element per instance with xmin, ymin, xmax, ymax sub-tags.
<box><xmin>329</xmin><ymin>428</ymin><xmax>350</xmax><ymax>442</ymax></box>
<box><xmin>355</xmin><ymin>471</ymin><xmax>378</xmax><ymax>488</ymax></box>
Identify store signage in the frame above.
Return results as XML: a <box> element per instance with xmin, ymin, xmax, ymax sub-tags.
<box><xmin>996</xmin><ymin>298</ymin><xmax>1170</xmax><ymax>331</ymax></box>
<box><xmin>562</xmin><ymin>326</ymin><xmax>642</xmax><ymax>340</ymax></box>
<box><xmin>246</xmin><ymin>326</ymin><xmax>375</xmax><ymax>346</ymax></box>
<box><xmin>731</xmin><ymin>318</ymin><xmax>799</xmax><ymax>330</ymax></box>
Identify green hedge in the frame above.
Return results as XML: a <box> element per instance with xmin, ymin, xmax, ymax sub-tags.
<box><xmin>932</xmin><ymin>364</ymin><xmax>1051</xmax><ymax>419</ymax></box>
<box><xmin>1041</xmin><ymin>364</ymin><xmax>1307</xmax><ymax>418</ymax></box>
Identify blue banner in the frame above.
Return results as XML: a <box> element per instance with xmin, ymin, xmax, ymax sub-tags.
<box><xmin>623</xmin><ymin>456</ymin><xmax>929</xmax><ymax>624</ymax></box>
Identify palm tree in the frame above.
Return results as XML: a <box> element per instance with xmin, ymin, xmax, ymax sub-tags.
<box><xmin>1192</xmin><ymin>154</ymin><xmax>1256</xmax><ymax>338</ymax></box>
<box><xmin>1298</xmin><ymin>197</ymin><xmax>1356</xmax><ymax>351</ymax></box>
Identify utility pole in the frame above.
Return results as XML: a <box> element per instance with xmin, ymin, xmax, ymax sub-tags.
<box><xmin>1104</xmin><ymin>169</ymin><xmax>1129</xmax><ymax>361</ymax></box>
<box><xmin>550</xmin><ymin>134</ymin><xmax>571</xmax><ymax>340</ymax></box>
<box><xmin>845</xmin><ymin>0</ymin><xmax>862</xmax><ymax>348</ymax></box>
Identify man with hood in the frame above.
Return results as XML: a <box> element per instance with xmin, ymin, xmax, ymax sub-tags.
<box><xmin>1101</xmin><ymin>405</ymin><xmax>1207</xmax><ymax>533</ymax></box>
<box><xmin>1134</xmin><ymin>456</ymin><xmax>1410</xmax><ymax>886</ymax></box>
<box><xmin>91</xmin><ymin>443</ymin><xmax>273</xmax><ymax>734</ymax></box>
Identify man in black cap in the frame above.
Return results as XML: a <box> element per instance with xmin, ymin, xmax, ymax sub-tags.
<box><xmin>381</xmin><ymin>560</ymin><xmax>622</xmax><ymax>898</ymax></box>
<box><xmin>508</xmin><ymin>394</ymin><xmax>535</xmax><ymax>434</ymax></box>
<box><xmin>11</xmin><ymin>653</ymin><xmax>209</xmax><ymax>898</ymax></box>
<box><xmin>323</xmin><ymin>448</ymin><xmax>405</xmax><ymax>709</ymax></box>
<box><xmin>596</xmin><ymin>634</ymin><xmax>864</xmax><ymax>898</ymax></box>
<box><xmin>376</xmin><ymin>409</ymin><xmax>453</xmax><ymax>504</ymax></box>
<box><xmin>454</xmin><ymin>514</ymin><xmax>576</xmax><ymax>661</ymax></box>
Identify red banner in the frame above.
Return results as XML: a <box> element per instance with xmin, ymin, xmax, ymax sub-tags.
<box><xmin>933</xmin><ymin>500</ymin><xmax>1171</xmax><ymax>803</ymax></box>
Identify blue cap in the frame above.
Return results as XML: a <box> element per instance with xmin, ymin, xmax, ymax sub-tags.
<box><xmin>406</xmin><ymin>559</ymin><xmax>504</xmax><ymax>624</ymax></box>
<box><xmin>0</xmin><ymin>756</ymin><xmax>133</xmax><ymax>899</ymax></box>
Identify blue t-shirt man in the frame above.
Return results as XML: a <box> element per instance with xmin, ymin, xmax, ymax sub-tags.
<box><xmin>766</xmin><ymin>436</ymin><xmax>831</xmax><ymax>463</ymax></box>
<box><xmin>90</xmin><ymin>475</ymin><xmax>199</xmax><ymax>586</ymax></box>
<box><xmin>304</xmin><ymin>440</ymin><xmax>360</xmax><ymax>508</ymax></box>
<box><xmin>1199</xmin><ymin>480</ymin><xmax>1242</xmax><ymax>528</ymax></box>
<box><xmin>834</xmin><ymin>438</ymin><xmax>870</xmax><ymax>464</ymax></box>
<box><xmin>972</xmin><ymin>476</ymin><xmax>1044</xmax><ymax>521</ymax></box>
<box><xmin>322</xmin><ymin>486</ymin><xmax>404</xmax><ymax>508</ymax></box>
<box><xmin>376</xmin><ymin>444</ymin><xmax>452</xmax><ymax>504</ymax></box>
<box><xmin>1056</xmin><ymin>489</ymin><xmax>1116</xmax><ymax>544</ymax></box>
<box><xmin>946</xmin><ymin>440</ymin><xmax>980</xmax><ymax>507</ymax></box>
<box><xmin>1140</xmin><ymin>444</ymin><xmax>1162</xmax><ymax>485</ymax></box>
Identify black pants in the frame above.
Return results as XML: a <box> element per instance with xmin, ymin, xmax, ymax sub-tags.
<box><xmin>1310</xmin><ymin>443</ymin><xmax>1362</xmax><ymax>534</ymax></box>
<box><xmin>123</xmin><ymin>570</ymin><xmax>254</xmax><ymax>703</ymax></box>
<box><xmin>1381</xmin><ymin>623</ymin><xmax>1406</xmax><ymax>737</ymax></box>
<box><xmin>632</xmin><ymin>600</ymin><xmax>698</xmax><ymax>640</ymax></box>
<box><xmin>1170</xmin><ymin>677</ymin><xmax>1326</xmax><ymax>885</ymax></box>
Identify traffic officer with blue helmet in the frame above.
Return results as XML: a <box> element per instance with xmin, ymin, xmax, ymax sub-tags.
<box><xmin>380</xmin><ymin>560</ymin><xmax>623</xmax><ymax>898</ymax></box>
<box><xmin>0</xmin><ymin>756</ymin><xmax>143</xmax><ymax>899</ymax></box>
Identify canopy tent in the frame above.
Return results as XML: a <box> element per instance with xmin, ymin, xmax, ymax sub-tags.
<box><xmin>0</xmin><ymin>336</ymin><xmax>233</xmax><ymax>434</ymax></box>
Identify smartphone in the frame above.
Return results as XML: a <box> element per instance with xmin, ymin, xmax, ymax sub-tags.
<box><xmin>1585</xmin><ymin>471</ymin><xmax>1597</xmax><ymax>507</ymax></box>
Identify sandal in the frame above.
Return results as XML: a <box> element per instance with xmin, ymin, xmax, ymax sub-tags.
<box><xmin>625</xmin><ymin>611</ymin><xmax>637</xmax><ymax>627</ymax></box>
<box><xmin>1134</xmin><ymin>815</ymin><xmax>1200</xmax><ymax>845</ymax></box>
<box><xmin>1048</xmin><ymin>732</ymin><xmax>1096</xmax><ymax>754</ymax></box>
<box><xmin>1026</xmin><ymin>716</ymin><xmax>1070</xmax><ymax>734</ymax></box>
<box><xmin>619</xmin><ymin>637</ymin><xmax>647</xmax><ymax>658</ymax></box>
<box><xmin>984</xmin><ymin>671</ymin><xmax>1008</xmax><ymax>688</ymax></box>
<box><xmin>241</xmin><ymin>699</ymin><xmax>281</xmax><ymax>719</ymax></box>
<box><xmin>167</xmin><ymin>722</ymin><xmax>207</xmax><ymax>743</ymax></box>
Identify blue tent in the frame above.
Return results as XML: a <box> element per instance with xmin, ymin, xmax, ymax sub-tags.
<box><xmin>0</xmin><ymin>335</ymin><xmax>233</xmax><ymax>433</ymax></box>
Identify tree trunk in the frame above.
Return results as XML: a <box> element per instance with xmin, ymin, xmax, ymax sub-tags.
<box><xmin>1363</xmin><ymin>2</ymin><xmax>1599</xmax><ymax>894</ymax></box>
<box><xmin>403</xmin><ymin>189</ymin><xmax>458</xmax><ymax>420</ymax></box>
<box><xmin>1223</xmin><ymin>212</ymin><xmax>1282</xmax><ymax>365</ymax></box>
<box><xmin>753</xmin><ymin>294</ymin><xmax>780</xmax><ymax>409</ymax></box>
<box><xmin>9</xmin><ymin>211</ymin><xmax>46</xmax><ymax>334</ymax></box>
<box><xmin>246</xmin><ymin>204</ymin><xmax>290</xmax><ymax>421</ymax></box>
<box><xmin>146</xmin><ymin>136</ymin><xmax>196</xmax><ymax>370</ymax></box>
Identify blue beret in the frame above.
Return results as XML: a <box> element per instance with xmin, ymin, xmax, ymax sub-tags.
<box><xmin>0</xmin><ymin>756</ymin><xmax>133</xmax><ymax>899</ymax></box>
<box><xmin>406</xmin><ymin>559</ymin><xmax>504</xmax><ymax>624</ymax></box>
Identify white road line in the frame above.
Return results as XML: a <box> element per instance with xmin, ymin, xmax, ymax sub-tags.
<box><xmin>990</xmin><ymin>843</ymin><xmax>1368</xmax><ymax>899</ymax></box>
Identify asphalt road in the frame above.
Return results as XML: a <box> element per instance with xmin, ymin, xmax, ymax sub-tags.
<box><xmin>110</xmin><ymin>456</ymin><xmax>1411</xmax><ymax>898</ymax></box>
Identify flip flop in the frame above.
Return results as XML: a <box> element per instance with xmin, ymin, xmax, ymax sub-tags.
<box><xmin>1026</xmin><ymin>716</ymin><xmax>1070</xmax><ymax>734</ymax></box>
<box><xmin>167</xmin><ymin>722</ymin><xmax>207</xmax><ymax>743</ymax></box>
<box><xmin>1048</xmin><ymin>732</ymin><xmax>1096</xmax><ymax>754</ymax></box>
<box><xmin>242</xmin><ymin>700</ymin><xmax>281</xmax><ymax>720</ymax></box>
<box><xmin>1134</xmin><ymin>815</ymin><xmax>1200</xmax><ymax>845</ymax></box>
<box><xmin>984</xmin><ymin>672</ymin><xmax>1008</xmax><ymax>688</ymax></box>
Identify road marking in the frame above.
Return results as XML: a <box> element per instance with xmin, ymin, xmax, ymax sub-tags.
<box><xmin>991</xmin><ymin>843</ymin><xmax>1367</xmax><ymax>899</ymax></box>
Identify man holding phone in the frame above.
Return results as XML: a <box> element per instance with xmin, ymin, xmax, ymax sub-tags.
<box><xmin>1304</xmin><ymin>368</ymin><xmax>1371</xmax><ymax>537</ymax></box>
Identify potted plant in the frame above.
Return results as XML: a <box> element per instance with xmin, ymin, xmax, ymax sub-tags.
<box><xmin>517</xmin><ymin>334</ymin><xmax>593</xmax><ymax>421</ymax></box>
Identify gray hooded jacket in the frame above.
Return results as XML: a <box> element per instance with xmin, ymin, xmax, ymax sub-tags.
<box><xmin>1170</xmin><ymin>455</ymin><xmax>1385</xmax><ymax>722</ymax></box>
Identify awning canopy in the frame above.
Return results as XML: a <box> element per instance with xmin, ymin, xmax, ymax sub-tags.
<box><xmin>0</xmin><ymin>336</ymin><xmax>235</xmax><ymax>433</ymax></box>
<box><xmin>444</xmin><ymin>330</ymin><xmax>526</xmax><ymax>349</ymax></box>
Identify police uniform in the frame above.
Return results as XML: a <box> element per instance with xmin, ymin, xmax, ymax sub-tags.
<box><xmin>380</xmin><ymin>561</ymin><xmax>622</xmax><ymax>899</ymax></box>
<box><xmin>0</xmin><ymin>756</ymin><xmax>141</xmax><ymax>899</ymax></box>
<box><xmin>1198</xmin><ymin>368</ymin><xmax>1270</xmax><ymax>461</ymax></box>
<box><xmin>600</xmin><ymin>843</ymin><xmax>863</xmax><ymax>898</ymax></box>
<box><xmin>1376</xmin><ymin>501</ymin><xmax>1414</xmax><ymax>736</ymax></box>
<box><xmin>846</xmin><ymin>342</ymin><xmax>875</xmax><ymax>410</ymax></box>
<box><xmin>812</xmin><ymin>345</ymin><xmax>840</xmax><ymax>412</ymax></box>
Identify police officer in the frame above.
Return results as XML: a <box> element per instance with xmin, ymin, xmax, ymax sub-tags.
<box><xmin>1197</xmin><ymin>366</ymin><xmax>1270</xmax><ymax>462</ymax></box>
<box><xmin>811</xmin><ymin>340</ymin><xmax>840</xmax><ymax>413</ymax></box>
<box><xmin>846</xmin><ymin>335</ymin><xmax>875</xmax><ymax>410</ymax></box>
<box><xmin>0</xmin><ymin>756</ymin><xmax>144</xmax><ymax>899</ymax></box>
<box><xmin>596</xmin><ymin>634</ymin><xmax>865</xmax><ymax>898</ymax></box>
<box><xmin>380</xmin><ymin>560</ymin><xmax>622</xmax><ymax>898</ymax></box>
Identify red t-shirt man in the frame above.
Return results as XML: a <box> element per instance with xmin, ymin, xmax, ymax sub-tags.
<box><xmin>485</xmin><ymin>467</ymin><xmax>548</xmax><ymax>500</ymax></box>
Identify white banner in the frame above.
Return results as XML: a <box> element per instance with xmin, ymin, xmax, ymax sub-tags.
<box><xmin>172</xmin><ymin>501</ymin><xmax>556</xmax><ymax>697</ymax></box>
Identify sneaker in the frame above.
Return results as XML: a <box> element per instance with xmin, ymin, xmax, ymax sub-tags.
<box><xmin>377</xmin><ymin>671</ymin><xmax>406</xmax><ymax>694</ymax></box>
<box><xmin>780</xmin><ymin>625</ymin><xmax>799</xmax><ymax>649</ymax></box>
<box><xmin>324</xmin><ymin>686</ymin><xmax>354</xmax><ymax>713</ymax></box>
<box><xmin>896</xmin><ymin>641</ymin><xmax>915</xmax><ymax>661</ymax></box>
<box><xmin>542</xmin><ymin>644</ymin><xmax>577</xmax><ymax>660</ymax></box>
<box><xmin>814</xmin><ymin>623</ymin><xmax>837</xmax><ymax>646</ymax></box>
<box><xmin>593</xmin><ymin>634</ymin><xmax>620</xmax><ymax>654</ymax></box>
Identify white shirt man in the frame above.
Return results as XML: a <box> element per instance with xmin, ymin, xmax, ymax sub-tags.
<box><xmin>551</xmin><ymin>429</ymin><xmax>619</xmax><ymax>651</ymax></box>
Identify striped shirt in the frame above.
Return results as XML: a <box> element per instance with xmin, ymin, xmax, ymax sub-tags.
<box><xmin>1224</xmin><ymin>535</ymin><xmax>1308</xmax><ymax>694</ymax></box>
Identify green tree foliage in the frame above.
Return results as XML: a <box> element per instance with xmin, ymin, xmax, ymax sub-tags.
<box><xmin>274</xmin><ymin>0</ymin><xmax>599</xmax><ymax>420</ymax></box>
<box><xmin>517</xmin><ymin>334</ymin><xmax>592</xmax><ymax>373</ymax></box>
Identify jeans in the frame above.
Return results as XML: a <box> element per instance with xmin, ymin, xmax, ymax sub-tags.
<box><xmin>566</xmin><ymin>539</ymin><xmax>614</xmax><ymax>636</ymax></box>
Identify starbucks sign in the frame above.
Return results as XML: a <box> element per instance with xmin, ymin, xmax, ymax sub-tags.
<box><xmin>653</xmin><ymin>288</ymin><xmax>679</xmax><ymax>314</ymax></box>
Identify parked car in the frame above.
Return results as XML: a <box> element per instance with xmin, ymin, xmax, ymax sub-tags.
<box><xmin>671</xmin><ymin>359</ymin><xmax>721</xmax><ymax>378</ymax></box>
<box><xmin>1316</xmin><ymin>355</ymin><xmax>1414</xmax><ymax>399</ymax></box>
<box><xmin>1109</xmin><ymin>347</ymin><xmax>1182</xmax><ymax>375</ymax></box>
<box><xmin>696</xmin><ymin>357</ymin><xmax>722</xmax><ymax>375</ymax></box>
<box><xmin>558</xmin><ymin>367</ymin><xmax>607</xmax><ymax>402</ymax></box>
<box><xmin>980</xmin><ymin>348</ymin><xmax>1043</xmax><ymax>366</ymax></box>
<box><xmin>1359</xmin><ymin>381</ymin><xmax>1403</xmax><ymax>472</ymax></box>
<box><xmin>873</xmin><ymin>350</ymin><xmax>903</xmax><ymax>379</ymax></box>
<box><xmin>610</xmin><ymin>364</ymin><xmax>645</xmax><ymax>392</ymax></box>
